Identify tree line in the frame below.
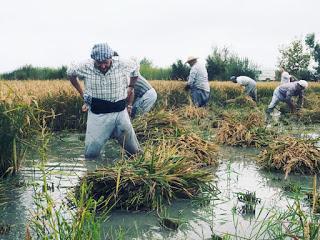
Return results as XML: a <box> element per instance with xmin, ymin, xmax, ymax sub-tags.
<box><xmin>1</xmin><ymin>32</ymin><xmax>319</xmax><ymax>81</ymax></box>
<box><xmin>0</xmin><ymin>49</ymin><xmax>261</xmax><ymax>81</ymax></box>
<box><xmin>0</xmin><ymin>65</ymin><xmax>67</xmax><ymax>80</ymax></box>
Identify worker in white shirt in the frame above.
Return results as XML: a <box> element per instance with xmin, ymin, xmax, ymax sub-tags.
<box><xmin>280</xmin><ymin>68</ymin><xmax>290</xmax><ymax>85</ymax></box>
<box><xmin>230</xmin><ymin>76</ymin><xmax>257</xmax><ymax>102</ymax></box>
<box><xmin>185</xmin><ymin>56</ymin><xmax>210</xmax><ymax>107</ymax></box>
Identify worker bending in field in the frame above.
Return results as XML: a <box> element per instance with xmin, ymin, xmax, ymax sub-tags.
<box><xmin>266</xmin><ymin>80</ymin><xmax>308</xmax><ymax>122</ymax></box>
<box><xmin>230</xmin><ymin>76</ymin><xmax>257</xmax><ymax>102</ymax></box>
<box><xmin>129</xmin><ymin>74</ymin><xmax>157</xmax><ymax>118</ymax></box>
<box><xmin>67</xmin><ymin>42</ymin><xmax>141</xmax><ymax>158</ymax></box>
<box><xmin>280</xmin><ymin>67</ymin><xmax>291</xmax><ymax>85</ymax></box>
<box><xmin>185</xmin><ymin>56</ymin><xmax>210</xmax><ymax>107</ymax></box>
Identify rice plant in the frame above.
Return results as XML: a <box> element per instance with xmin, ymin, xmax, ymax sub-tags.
<box><xmin>174</xmin><ymin>134</ymin><xmax>219</xmax><ymax>167</ymax></box>
<box><xmin>224</xmin><ymin>95</ymin><xmax>257</xmax><ymax>108</ymax></box>
<box><xmin>29</xmin><ymin>120</ymin><xmax>104</xmax><ymax>240</ymax></box>
<box><xmin>0</xmin><ymin>96</ymin><xmax>48</xmax><ymax>176</ymax></box>
<box><xmin>78</xmin><ymin>141</ymin><xmax>216</xmax><ymax>212</ymax></box>
<box><xmin>216</xmin><ymin>110</ymin><xmax>275</xmax><ymax>147</ymax></box>
<box><xmin>176</xmin><ymin>104</ymin><xmax>209</xmax><ymax>120</ymax></box>
<box><xmin>257</xmin><ymin>135</ymin><xmax>320</xmax><ymax>178</ymax></box>
<box><xmin>263</xmin><ymin>200</ymin><xmax>320</xmax><ymax>239</ymax></box>
<box><xmin>132</xmin><ymin>109</ymin><xmax>187</xmax><ymax>142</ymax></box>
<box><xmin>31</xmin><ymin>180</ymin><xmax>104</xmax><ymax>239</ymax></box>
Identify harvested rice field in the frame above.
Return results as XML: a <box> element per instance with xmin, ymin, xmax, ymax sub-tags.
<box><xmin>1</xmin><ymin>80</ymin><xmax>320</xmax><ymax>239</ymax></box>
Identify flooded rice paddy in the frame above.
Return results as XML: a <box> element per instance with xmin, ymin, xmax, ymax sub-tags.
<box><xmin>0</xmin><ymin>124</ymin><xmax>319</xmax><ymax>239</ymax></box>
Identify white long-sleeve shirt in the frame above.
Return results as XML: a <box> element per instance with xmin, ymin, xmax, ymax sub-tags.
<box><xmin>236</xmin><ymin>76</ymin><xmax>256</xmax><ymax>94</ymax></box>
<box><xmin>280</xmin><ymin>71</ymin><xmax>290</xmax><ymax>85</ymax></box>
<box><xmin>236</xmin><ymin>76</ymin><xmax>256</xmax><ymax>87</ymax></box>
<box><xmin>187</xmin><ymin>61</ymin><xmax>210</xmax><ymax>92</ymax></box>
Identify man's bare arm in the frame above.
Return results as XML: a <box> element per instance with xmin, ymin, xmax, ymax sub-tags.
<box><xmin>127</xmin><ymin>76</ymin><xmax>138</xmax><ymax>105</ymax></box>
<box><xmin>69</xmin><ymin>75</ymin><xmax>84</xmax><ymax>97</ymax></box>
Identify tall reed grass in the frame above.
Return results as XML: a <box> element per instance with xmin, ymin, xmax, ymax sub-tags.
<box><xmin>0</xmin><ymin>95</ymin><xmax>47</xmax><ymax>176</ymax></box>
<box><xmin>29</xmin><ymin>122</ymin><xmax>105</xmax><ymax>240</ymax></box>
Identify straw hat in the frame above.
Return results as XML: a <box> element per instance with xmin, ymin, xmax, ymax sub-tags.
<box><xmin>185</xmin><ymin>56</ymin><xmax>198</xmax><ymax>63</ymax></box>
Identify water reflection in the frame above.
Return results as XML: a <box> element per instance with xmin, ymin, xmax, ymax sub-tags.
<box><xmin>0</xmin><ymin>127</ymin><xmax>319</xmax><ymax>239</ymax></box>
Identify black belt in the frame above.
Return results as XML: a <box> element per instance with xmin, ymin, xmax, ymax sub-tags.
<box><xmin>91</xmin><ymin>97</ymin><xmax>126</xmax><ymax>114</ymax></box>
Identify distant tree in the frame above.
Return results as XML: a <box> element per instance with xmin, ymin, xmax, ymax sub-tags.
<box><xmin>0</xmin><ymin>65</ymin><xmax>67</xmax><ymax>80</ymax></box>
<box><xmin>140</xmin><ymin>57</ymin><xmax>153</xmax><ymax>67</ymax></box>
<box><xmin>170</xmin><ymin>60</ymin><xmax>190</xmax><ymax>80</ymax></box>
<box><xmin>278</xmin><ymin>39</ymin><xmax>312</xmax><ymax>80</ymax></box>
<box><xmin>206</xmin><ymin>47</ymin><xmax>229</xmax><ymax>80</ymax></box>
<box><xmin>305</xmin><ymin>33</ymin><xmax>320</xmax><ymax>79</ymax></box>
<box><xmin>206</xmin><ymin>47</ymin><xmax>261</xmax><ymax>80</ymax></box>
<box><xmin>139</xmin><ymin>57</ymin><xmax>171</xmax><ymax>80</ymax></box>
<box><xmin>225</xmin><ymin>55</ymin><xmax>261</xmax><ymax>80</ymax></box>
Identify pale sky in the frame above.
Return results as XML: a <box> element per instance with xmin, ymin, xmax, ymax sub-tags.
<box><xmin>0</xmin><ymin>0</ymin><xmax>319</xmax><ymax>73</ymax></box>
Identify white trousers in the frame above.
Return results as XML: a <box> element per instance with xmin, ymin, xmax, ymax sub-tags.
<box><xmin>85</xmin><ymin>109</ymin><xmax>140</xmax><ymax>158</ymax></box>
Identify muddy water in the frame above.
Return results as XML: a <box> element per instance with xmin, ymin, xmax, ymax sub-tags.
<box><xmin>103</xmin><ymin>147</ymin><xmax>314</xmax><ymax>239</ymax></box>
<box><xmin>0</xmin><ymin>126</ymin><xmax>319</xmax><ymax>240</ymax></box>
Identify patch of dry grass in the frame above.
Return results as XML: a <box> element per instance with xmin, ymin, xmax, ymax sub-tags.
<box><xmin>79</xmin><ymin>141</ymin><xmax>215</xmax><ymax>212</ymax></box>
<box><xmin>176</xmin><ymin>105</ymin><xmax>209</xmax><ymax>120</ymax></box>
<box><xmin>224</xmin><ymin>95</ymin><xmax>257</xmax><ymax>108</ymax></box>
<box><xmin>175</xmin><ymin>134</ymin><xmax>219</xmax><ymax>167</ymax></box>
<box><xmin>132</xmin><ymin>110</ymin><xmax>187</xmax><ymax>142</ymax></box>
<box><xmin>257</xmin><ymin>135</ymin><xmax>320</xmax><ymax>178</ymax></box>
<box><xmin>216</xmin><ymin>111</ymin><xmax>273</xmax><ymax>147</ymax></box>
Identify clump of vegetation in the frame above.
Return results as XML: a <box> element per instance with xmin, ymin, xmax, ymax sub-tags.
<box><xmin>237</xmin><ymin>191</ymin><xmax>261</xmax><ymax>205</ymax></box>
<box><xmin>216</xmin><ymin>111</ymin><xmax>274</xmax><ymax>147</ymax></box>
<box><xmin>133</xmin><ymin>109</ymin><xmax>218</xmax><ymax>167</ymax></box>
<box><xmin>236</xmin><ymin>191</ymin><xmax>261</xmax><ymax>216</ymax></box>
<box><xmin>282</xmin><ymin>182</ymin><xmax>302</xmax><ymax>193</ymax></box>
<box><xmin>133</xmin><ymin>110</ymin><xmax>187</xmax><ymax>142</ymax></box>
<box><xmin>286</xmin><ymin>92</ymin><xmax>320</xmax><ymax>124</ymax></box>
<box><xmin>0</xmin><ymin>223</ymin><xmax>11</xmax><ymax>236</ymax></box>
<box><xmin>38</xmin><ymin>90</ymin><xmax>86</xmax><ymax>131</ymax></box>
<box><xmin>157</xmin><ymin>209</ymin><xmax>185</xmax><ymax>231</ymax></box>
<box><xmin>176</xmin><ymin>104</ymin><xmax>209</xmax><ymax>120</ymax></box>
<box><xmin>0</xmin><ymin>99</ymin><xmax>47</xmax><ymax>176</ymax></box>
<box><xmin>296</xmin><ymin>108</ymin><xmax>320</xmax><ymax>124</ymax></box>
<box><xmin>257</xmin><ymin>136</ymin><xmax>320</xmax><ymax>178</ymax></box>
<box><xmin>304</xmin><ymin>175</ymin><xmax>320</xmax><ymax>214</ymax></box>
<box><xmin>29</xmin><ymin>123</ymin><xmax>103</xmax><ymax>240</ymax></box>
<box><xmin>159</xmin><ymin>217</ymin><xmax>180</xmax><ymax>230</ymax></box>
<box><xmin>262</xmin><ymin>200</ymin><xmax>320</xmax><ymax>239</ymax></box>
<box><xmin>31</xmin><ymin>181</ymin><xmax>103</xmax><ymax>239</ymax></box>
<box><xmin>305</xmin><ymin>192</ymin><xmax>320</xmax><ymax>214</ymax></box>
<box><xmin>224</xmin><ymin>95</ymin><xmax>257</xmax><ymax>108</ymax></box>
<box><xmin>78</xmin><ymin>142</ymin><xmax>215</xmax><ymax>212</ymax></box>
<box><xmin>175</xmin><ymin>134</ymin><xmax>219</xmax><ymax>167</ymax></box>
<box><xmin>303</xmin><ymin>93</ymin><xmax>320</xmax><ymax>109</ymax></box>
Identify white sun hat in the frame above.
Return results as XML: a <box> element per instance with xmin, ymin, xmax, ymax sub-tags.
<box><xmin>298</xmin><ymin>80</ymin><xmax>308</xmax><ymax>89</ymax></box>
